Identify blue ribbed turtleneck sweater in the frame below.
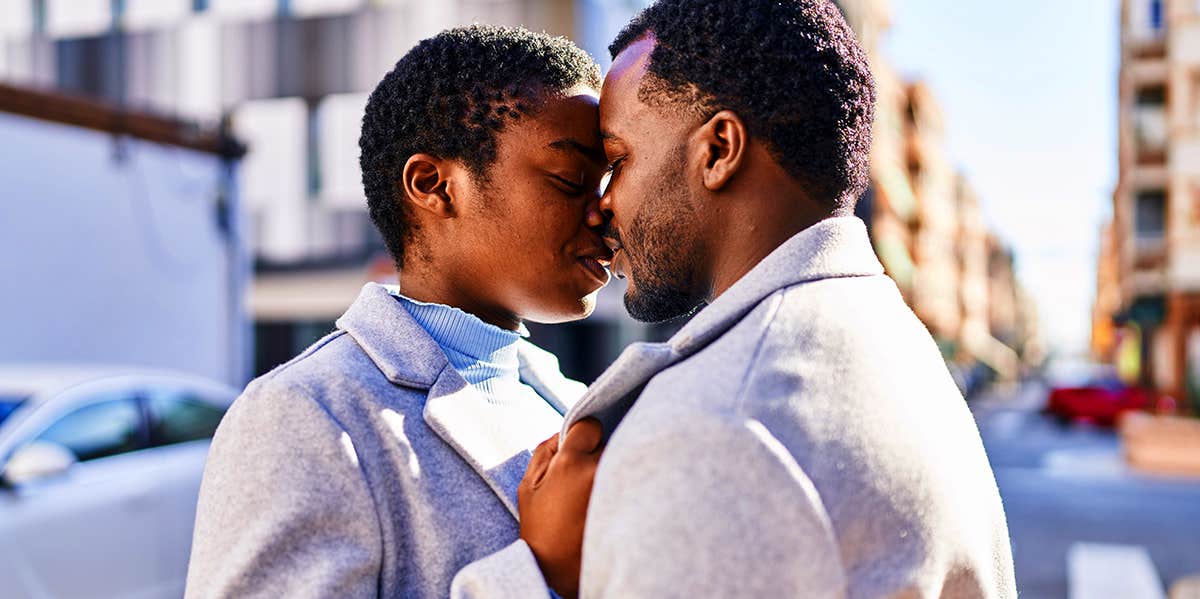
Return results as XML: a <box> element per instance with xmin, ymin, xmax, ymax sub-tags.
<box><xmin>386</xmin><ymin>288</ymin><xmax>547</xmax><ymax>405</ymax></box>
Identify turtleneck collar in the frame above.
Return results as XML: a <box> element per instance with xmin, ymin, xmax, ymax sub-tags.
<box><xmin>385</xmin><ymin>286</ymin><xmax>529</xmax><ymax>395</ymax></box>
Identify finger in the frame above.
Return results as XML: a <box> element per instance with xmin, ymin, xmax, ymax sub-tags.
<box><xmin>536</xmin><ymin>431</ymin><xmax>560</xmax><ymax>455</ymax></box>
<box><xmin>561</xmin><ymin>418</ymin><xmax>604</xmax><ymax>455</ymax></box>
<box><xmin>523</xmin><ymin>433</ymin><xmax>559</xmax><ymax>486</ymax></box>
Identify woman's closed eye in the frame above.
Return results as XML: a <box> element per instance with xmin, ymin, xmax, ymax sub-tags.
<box><xmin>551</xmin><ymin>174</ymin><xmax>586</xmax><ymax>195</ymax></box>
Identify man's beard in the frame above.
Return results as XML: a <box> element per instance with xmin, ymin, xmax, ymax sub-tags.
<box><xmin>607</xmin><ymin>153</ymin><xmax>706</xmax><ymax>323</ymax></box>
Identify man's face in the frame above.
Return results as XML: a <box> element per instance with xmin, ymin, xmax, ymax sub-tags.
<box><xmin>599</xmin><ymin>37</ymin><xmax>709</xmax><ymax>323</ymax></box>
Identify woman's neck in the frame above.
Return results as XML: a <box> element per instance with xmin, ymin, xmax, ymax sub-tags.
<box><xmin>397</xmin><ymin>266</ymin><xmax>523</xmax><ymax>332</ymax></box>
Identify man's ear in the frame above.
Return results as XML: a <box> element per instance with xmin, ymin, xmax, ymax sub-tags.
<box><xmin>401</xmin><ymin>153</ymin><xmax>458</xmax><ymax>218</ymax></box>
<box><xmin>695</xmin><ymin>110</ymin><xmax>747</xmax><ymax>191</ymax></box>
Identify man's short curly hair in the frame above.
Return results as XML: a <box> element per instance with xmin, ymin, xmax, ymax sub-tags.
<box><xmin>610</xmin><ymin>0</ymin><xmax>875</xmax><ymax>208</ymax></box>
<box><xmin>360</xmin><ymin>25</ymin><xmax>601</xmax><ymax>267</ymax></box>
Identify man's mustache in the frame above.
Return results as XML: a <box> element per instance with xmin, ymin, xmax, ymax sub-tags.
<box><xmin>600</xmin><ymin>221</ymin><xmax>623</xmax><ymax>248</ymax></box>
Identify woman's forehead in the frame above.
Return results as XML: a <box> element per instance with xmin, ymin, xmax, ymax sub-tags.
<box><xmin>503</xmin><ymin>94</ymin><xmax>603</xmax><ymax>158</ymax></box>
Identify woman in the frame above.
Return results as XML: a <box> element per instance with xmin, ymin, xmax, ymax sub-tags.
<box><xmin>186</xmin><ymin>25</ymin><xmax>609</xmax><ymax>599</ymax></box>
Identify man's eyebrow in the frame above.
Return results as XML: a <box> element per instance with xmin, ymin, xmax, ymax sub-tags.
<box><xmin>547</xmin><ymin>138</ymin><xmax>607</xmax><ymax>164</ymax></box>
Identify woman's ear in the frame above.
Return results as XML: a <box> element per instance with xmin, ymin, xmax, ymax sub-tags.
<box><xmin>695</xmin><ymin>110</ymin><xmax>747</xmax><ymax>191</ymax></box>
<box><xmin>401</xmin><ymin>153</ymin><xmax>458</xmax><ymax>218</ymax></box>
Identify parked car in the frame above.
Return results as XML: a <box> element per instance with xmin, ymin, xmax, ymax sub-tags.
<box><xmin>1043</xmin><ymin>360</ymin><xmax>1158</xmax><ymax>427</ymax></box>
<box><xmin>0</xmin><ymin>364</ymin><xmax>238</xmax><ymax>599</ymax></box>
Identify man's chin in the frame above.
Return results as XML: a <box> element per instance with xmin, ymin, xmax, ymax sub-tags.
<box><xmin>623</xmin><ymin>286</ymin><xmax>701</xmax><ymax>324</ymax></box>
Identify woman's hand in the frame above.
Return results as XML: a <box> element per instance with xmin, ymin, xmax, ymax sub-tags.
<box><xmin>518</xmin><ymin>418</ymin><xmax>605</xmax><ymax>599</ymax></box>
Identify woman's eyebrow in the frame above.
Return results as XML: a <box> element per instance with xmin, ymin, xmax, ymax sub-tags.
<box><xmin>547</xmin><ymin>138</ymin><xmax>607</xmax><ymax>165</ymax></box>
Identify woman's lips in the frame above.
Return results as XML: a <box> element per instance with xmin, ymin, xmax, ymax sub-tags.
<box><xmin>578</xmin><ymin>256</ymin><xmax>611</xmax><ymax>285</ymax></box>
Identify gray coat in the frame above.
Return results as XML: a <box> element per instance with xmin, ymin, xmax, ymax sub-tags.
<box><xmin>185</xmin><ymin>283</ymin><xmax>583</xmax><ymax>598</ymax></box>
<box><xmin>455</xmin><ymin>217</ymin><xmax>1017</xmax><ymax>599</ymax></box>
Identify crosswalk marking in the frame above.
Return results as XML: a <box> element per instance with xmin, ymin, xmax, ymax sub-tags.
<box><xmin>1068</xmin><ymin>543</ymin><xmax>1165</xmax><ymax>599</ymax></box>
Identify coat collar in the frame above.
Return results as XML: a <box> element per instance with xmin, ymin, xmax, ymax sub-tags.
<box><xmin>563</xmin><ymin>216</ymin><xmax>883</xmax><ymax>435</ymax></box>
<box><xmin>336</xmin><ymin>283</ymin><xmax>447</xmax><ymax>389</ymax></box>
<box><xmin>670</xmin><ymin>216</ymin><xmax>883</xmax><ymax>354</ymax></box>
<box><xmin>336</xmin><ymin>283</ymin><xmax>582</xmax><ymax>519</ymax></box>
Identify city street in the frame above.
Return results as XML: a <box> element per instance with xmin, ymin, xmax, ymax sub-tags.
<box><xmin>973</xmin><ymin>384</ymin><xmax>1200</xmax><ymax>598</ymax></box>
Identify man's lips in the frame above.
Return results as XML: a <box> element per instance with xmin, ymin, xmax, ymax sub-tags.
<box><xmin>609</xmin><ymin>247</ymin><xmax>627</xmax><ymax>280</ymax></box>
<box><xmin>602</xmin><ymin>234</ymin><xmax>622</xmax><ymax>253</ymax></box>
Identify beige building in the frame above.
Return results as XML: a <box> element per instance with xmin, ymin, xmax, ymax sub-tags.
<box><xmin>837</xmin><ymin>0</ymin><xmax>1033</xmax><ymax>383</ymax></box>
<box><xmin>905</xmin><ymin>81</ymin><xmax>962</xmax><ymax>344</ymax></box>
<box><xmin>1101</xmin><ymin>0</ymin><xmax>1200</xmax><ymax>407</ymax></box>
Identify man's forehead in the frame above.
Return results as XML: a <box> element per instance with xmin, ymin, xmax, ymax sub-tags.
<box><xmin>609</xmin><ymin>35</ymin><xmax>655</xmax><ymax>83</ymax></box>
<box><xmin>600</xmin><ymin>36</ymin><xmax>656</xmax><ymax>136</ymax></box>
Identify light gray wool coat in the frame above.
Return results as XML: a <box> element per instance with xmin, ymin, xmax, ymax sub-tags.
<box><xmin>184</xmin><ymin>283</ymin><xmax>583</xmax><ymax>598</ymax></box>
<box><xmin>454</xmin><ymin>216</ymin><xmax>1017</xmax><ymax>599</ymax></box>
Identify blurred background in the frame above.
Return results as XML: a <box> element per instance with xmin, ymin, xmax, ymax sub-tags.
<box><xmin>0</xmin><ymin>0</ymin><xmax>1197</xmax><ymax>598</ymax></box>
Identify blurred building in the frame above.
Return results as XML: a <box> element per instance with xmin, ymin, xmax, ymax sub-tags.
<box><xmin>1092</xmin><ymin>221</ymin><xmax>1121</xmax><ymax>361</ymax></box>
<box><xmin>839</xmin><ymin>0</ymin><xmax>1035</xmax><ymax>386</ymax></box>
<box><xmin>1098</xmin><ymin>0</ymin><xmax>1200</xmax><ymax>408</ymax></box>
<box><xmin>905</xmin><ymin>81</ymin><xmax>962</xmax><ymax>347</ymax></box>
<box><xmin>0</xmin><ymin>0</ymin><xmax>653</xmax><ymax>383</ymax></box>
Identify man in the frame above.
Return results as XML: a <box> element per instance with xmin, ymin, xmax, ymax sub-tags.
<box><xmin>456</xmin><ymin>1</ymin><xmax>1017</xmax><ymax>597</ymax></box>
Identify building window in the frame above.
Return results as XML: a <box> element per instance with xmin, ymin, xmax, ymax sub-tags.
<box><xmin>1135</xmin><ymin>190</ymin><xmax>1166</xmax><ymax>239</ymax></box>
<box><xmin>55</xmin><ymin>35</ymin><xmax>122</xmax><ymax>102</ymax></box>
<box><xmin>1135</xmin><ymin>85</ymin><xmax>1167</xmax><ymax>162</ymax></box>
<box><xmin>1150</xmin><ymin>0</ymin><xmax>1164</xmax><ymax>31</ymax></box>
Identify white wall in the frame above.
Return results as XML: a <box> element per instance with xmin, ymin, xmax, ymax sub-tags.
<box><xmin>232</xmin><ymin>97</ymin><xmax>308</xmax><ymax>263</ymax></box>
<box><xmin>0</xmin><ymin>0</ymin><xmax>32</xmax><ymax>38</ymax></box>
<box><xmin>45</xmin><ymin>0</ymin><xmax>111</xmax><ymax>39</ymax></box>
<box><xmin>316</xmin><ymin>92</ymin><xmax>368</xmax><ymax>210</ymax></box>
<box><xmin>0</xmin><ymin>112</ymin><xmax>248</xmax><ymax>386</ymax></box>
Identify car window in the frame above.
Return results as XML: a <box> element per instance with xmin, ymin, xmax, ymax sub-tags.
<box><xmin>35</xmin><ymin>397</ymin><xmax>145</xmax><ymax>462</ymax></box>
<box><xmin>0</xmin><ymin>395</ymin><xmax>27</xmax><ymax>426</ymax></box>
<box><xmin>146</xmin><ymin>390</ymin><xmax>226</xmax><ymax>447</ymax></box>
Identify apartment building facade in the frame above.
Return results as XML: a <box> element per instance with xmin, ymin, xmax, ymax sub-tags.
<box><xmin>1100</xmin><ymin>0</ymin><xmax>1200</xmax><ymax>407</ymax></box>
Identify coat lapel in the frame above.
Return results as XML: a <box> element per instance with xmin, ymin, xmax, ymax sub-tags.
<box><xmin>516</xmin><ymin>340</ymin><xmax>587</xmax><ymax>416</ymax></box>
<box><xmin>338</xmin><ymin>283</ymin><xmax>566</xmax><ymax>521</ymax></box>
<box><xmin>561</xmin><ymin>341</ymin><xmax>680</xmax><ymax>439</ymax></box>
<box><xmin>422</xmin><ymin>367</ymin><xmax>538</xmax><ymax>520</ymax></box>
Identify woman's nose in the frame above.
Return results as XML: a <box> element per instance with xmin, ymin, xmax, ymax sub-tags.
<box><xmin>586</xmin><ymin>191</ymin><xmax>607</xmax><ymax>230</ymax></box>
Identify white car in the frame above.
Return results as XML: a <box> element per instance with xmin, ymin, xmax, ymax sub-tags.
<box><xmin>0</xmin><ymin>365</ymin><xmax>238</xmax><ymax>599</ymax></box>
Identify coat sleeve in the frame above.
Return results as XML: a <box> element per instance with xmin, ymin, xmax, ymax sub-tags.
<box><xmin>184</xmin><ymin>379</ymin><xmax>382</xmax><ymax>599</ymax></box>
<box><xmin>580</xmin><ymin>411</ymin><xmax>848</xmax><ymax>599</ymax></box>
<box><xmin>450</xmin><ymin>539</ymin><xmax>553</xmax><ymax>599</ymax></box>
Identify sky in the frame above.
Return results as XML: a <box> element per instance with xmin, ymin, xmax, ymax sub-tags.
<box><xmin>885</xmin><ymin>0</ymin><xmax>1119</xmax><ymax>357</ymax></box>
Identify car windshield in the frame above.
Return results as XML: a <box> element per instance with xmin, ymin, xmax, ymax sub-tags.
<box><xmin>0</xmin><ymin>395</ymin><xmax>27</xmax><ymax>426</ymax></box>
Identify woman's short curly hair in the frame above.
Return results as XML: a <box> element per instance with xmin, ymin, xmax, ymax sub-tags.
<box><xmin>610</xmin><ymin>0</ymin><xmax>875</xmax><ymax>208</ymax></box>
<box><xmin>360</xmin><ymin>25</ymin><xmax>600</xmax><ymax>267</ymax></box>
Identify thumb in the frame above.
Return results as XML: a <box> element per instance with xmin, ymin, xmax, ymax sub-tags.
<box><xmin>561</xmin><ymin>418</ymin><xmax>604</xmax><ymax>455</ymax></box>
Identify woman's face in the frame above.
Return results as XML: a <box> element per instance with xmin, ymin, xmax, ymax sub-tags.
<box><xmin>447</xmin><ymin>87</ymin><xmax>612</xmax><ymax>325</ymax></box>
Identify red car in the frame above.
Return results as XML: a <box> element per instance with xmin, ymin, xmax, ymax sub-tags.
<box><xmin>1045</xmin><ymin>384</ymin><xmax>1158</xmax><ymax>427</ymax></box>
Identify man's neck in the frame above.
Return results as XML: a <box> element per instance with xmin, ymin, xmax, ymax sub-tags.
<box><xmin>706</xmin><ymin>205</ymin><xmax>836</xmax><ymax>301</ymax></box>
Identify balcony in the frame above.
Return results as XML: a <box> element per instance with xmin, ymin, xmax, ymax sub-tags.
<box><xmin>1134</xmin><ymin>106</ymin><xmax>1167</xmax><ymax>163</ymax></box>
<box><xmin>1133</xmin><ymin>189</ymin><xmax>1167</xmax><ymax>270</ymax></box>
<box><xmin>1126</xmin><ymin>0</ymin><xmax>1167</xmax><ymax>58</ymax></box>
